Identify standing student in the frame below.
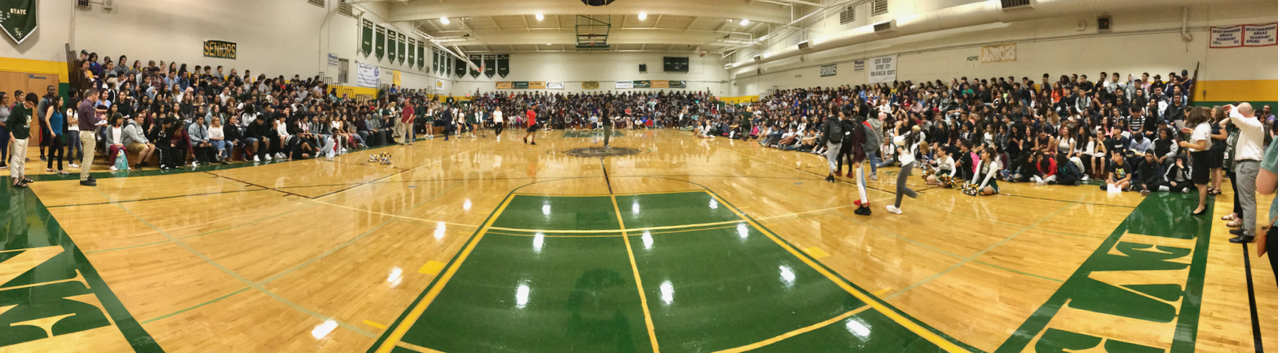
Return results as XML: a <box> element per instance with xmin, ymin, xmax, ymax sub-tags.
<box><xmin>43</xmin><ymin>96</ymin><xmax>67</xmax><ymax>174</ymax></box>
<box><xmin>7</xmin><ymin>93</ymin><xmax>36</xmax><ymax>188</ymax></box>
<box><xmin>821</xmin><ymin>114</ymin><xmax>843</xmax><ymax>182</ymax></box>
<box><xmin>1255</xmin><ymin>138</ymin><xmax>1277</xmax><ymax>278</ymax></box>
<box><xmin>493</xmin><ymin>107</ymin><xmax>504</xmax><ymax>136</ymax></box>
<box><xmin>850</xmin><ymin>111</ymin><xmax>872</xmax><ymax>216</ymax></box>
<box><xmin>886</xmin><ymin>134</ymin><xmax>920</xmax><ymax>214</ymax></box>
<box><xmin>401</xmin><ymin>102</ymin><xmax>415</xmax><ymax>144</ymax></box>
<box><xmin>523</xmin><ymin>105</ymin><xmax>539</xmax><ymax>145</ymax></box>
<box><xmin>78</xmin><ymin>89</ymin><xmax>102</xmax><ymax>186</ymax></box>
<box><xmin>1224</xmin><ymin>103</ymin><xmax>1264</xmax><ymax>243</ymax></box>
<box><xmin>1179</xmin><ymin>107</ymin><xmax>1213</xmax><ymax>216</ymax></box>
<box><xmin>0</xmin><ymin>92</ymin><xmax>10</xmax><ymax>169</ymax></box>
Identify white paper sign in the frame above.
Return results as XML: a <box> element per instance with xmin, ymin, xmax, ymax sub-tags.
<box><xmin>328</xmin><ymin>53</ymin><xmax>339</xmax><ymax>66</ymax></box>
<box><xmin>853</xmin><ymin>59</ymin><xmax>865</xmax><ymax>72</ymax></box>
<box><xmin>356</xmin><ymin>62</ymin><xmax>380</xmax><ymax>88</ymax></box>
<box><xmin>547</xmin><ymin>82</ymin><xmax>564</xmax><ymax>90</ymax></box>
<box><xmin>1211</xmin><ymin>25</ymin><xmax>1243</xmax><ymax>48</ymax></box>
<box><xmin>1244</xmin><ymin>23</ymin><xmax>1278</xmax><ymax>47</ymax></box>
<box><xmin>868</xmin><ymin>55</ymin><xmax>897</xmax><ymax>83</ymax></box>
<box><xmin>615</xmin><ymin>81</ymin><xmax>633</xmax><ymax>89</ymax></box>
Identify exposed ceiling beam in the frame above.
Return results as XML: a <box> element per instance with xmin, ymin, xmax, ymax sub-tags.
<box><xmin>391</xmin><ymin>0</ymin><xmax>790</xmax><ymax>24</ymax></box>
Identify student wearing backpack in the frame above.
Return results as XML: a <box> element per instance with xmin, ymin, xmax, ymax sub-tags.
<box><xmin>820</xmin><ymin>114</ymin><xmax>844</xmax><ymax>182</ymax></box>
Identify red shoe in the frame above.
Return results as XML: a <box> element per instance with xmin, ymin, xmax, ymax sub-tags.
<box><xmin>854</xmin><ymin>199</ymin><xmax>869</xmax><ymax>207</ymax></box>
<box><xmin>846</xmin><ymin>172</ymin><xmax>853</xmax><ymax>178</ymax></box>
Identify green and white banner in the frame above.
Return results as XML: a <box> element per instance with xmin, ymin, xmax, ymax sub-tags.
<box><xmin>360</xmin><ymin>19</ymin><xmax>373</xmax><ymax>57</ymax></box>
<box><xmin>397</xmin><ymin>33</ymin><xmax>406</xmax><ymax>64</ymax></box>
<box><xmin>407</xmin><ymin>38</ymin><xmax>415</xmax><ymax>67</ymax></box>
<box><xmin>0</xmin><ymin>0</ymin><xmax>37</xmax><ymax>45</ymax></box>
<box><xmin>386</xmin><ymin>29</ymin><xmax>397</xmax><ymax>63</ymax></box>
<box><xmin>375</xmin><ymin>25</ymin><xmax>385</xmax><ymax>60</ymax></box>
<box><xmin>417</xmin><ymin>40</ymin><xmax>424</xmax><ymax>70</ymax></box>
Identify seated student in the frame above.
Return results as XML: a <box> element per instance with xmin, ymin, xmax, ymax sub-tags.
<box><xmin>1007</xmin><ymin>151</ymin><xmax>1036</xmax><ymax>182</ymax></box>
<box><xmin>1101</xmin><ymin>150</ymin><xmax>1134</xmax><ymax>192</ymax></box>
<box><xmin>926</xmin><ymin>144</ymin><xmax>957</xmax><ymax>185</ymax></box>
<box><xmin>1163</xmin><ymin>155</ymin><xmax>1193</xmax><ymax>193</ymax></box>
<box><xmin>1031</xmin><ymin>152</ymin><xmax>1057</xmax><ymax>186</ymax></box>
<box><xmin>1134</xmin><ymin>149</ymin><xmax>1165</xmax><ymax>196</ymax></box>
<box><xmin>1126</xmin><ymin>133</ymin><xmax>1152</xmax><ymax>168</ymax></box>
<box><xmin>972</xmin><ymin>148</ymin><xmax>1002</xmax><ymax>196</ymax></box>
<box><xmin>122</xmin><ymin>114</ymin><xmax>155</xmax><ymax>169</ymax></box>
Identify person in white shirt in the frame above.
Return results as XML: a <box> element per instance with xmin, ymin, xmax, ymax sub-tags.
<box><xmin>886</xmin><ymin>134</ymin><xmax>920</xmax><ymax>215</ymax></box>
<box><xmin>1224</xmin><ymin>103</ymin><xmax>1265</xmax><ymax>243</ymax></box>
<box><xmin>493</xmin><ymin>108</ymin><xmax>504</xmax><ymax>136</ymax></box>
<box><xmin>209</xmin><ymin>117</ymin><xmax>228</xmax><ymax>163</ymax></box>
<box><xmin>1179</xmin><ymin>107</ymin><xmax>1214</xmax><ymax>216</ymax></box>
<box><xmin>926</xmin><ymin>144</ymin><xmax>957</xmax><ymax>186</ymax></box>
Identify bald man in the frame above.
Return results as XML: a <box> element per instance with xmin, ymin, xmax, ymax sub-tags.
<box><xmin>1225</xmin><ymin>103</ymin><xmax>1265</xmax><ymax>243</ymax></box>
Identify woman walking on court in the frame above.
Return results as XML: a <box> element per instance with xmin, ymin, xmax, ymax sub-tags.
<box><xmin>886</xmin><ymin>133</ymin><xmax>920</xmax><ymax>214</ymax></box>
<box><xmin>1179</xmin><ymin>107</ymin><xmax>1213</xmax><ymax>216</ymax></box>
<box><xmin>43</xmin><ymin>96</ymin><xmax>68</xmax><ymax>174</ymax></box>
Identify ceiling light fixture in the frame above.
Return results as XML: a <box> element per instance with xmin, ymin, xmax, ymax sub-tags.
<box><xmin>739</xmin><ymin>18</ymin><xmax>750</xmax><ymax>26</ymax></box>
<box><xmin>440</xmin><ymin>17</ymin><xmax>450</xmax><ymax>25</ymax></box>
<box><xmin>638</xmin><ymin>12</ymin><xmax>647</xmax><ymax>20</ymax></box>
<box><xmin>535</xmin><ymin>13</ymin><xmax>544</xmax><ymax>21</ymax></box>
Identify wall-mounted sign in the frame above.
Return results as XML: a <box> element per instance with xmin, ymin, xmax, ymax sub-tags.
<box><xmin>582</xmin><ymin>81</ymin><xmax>599</xmax><ymax>90</ymax></box>
<box><xmin>966</xmin><ymin>56</ymin><xmax>979</xmax><ymax>61</ymax></box>
<box><xmin>513</xmin><ymin>81</ymin><xmax>529</xmax><ymax>89</ymax></box>
<box><xmin>203</xmin><ymin>40</ymin><xmax>237</xmax><ymax>59</ymax></box>
<box><xmin>980</xmin><ymin>43</ymin><xmax>1016</xmax><ymax>63</ymax></box>
<box><xmin>547</xmin><ymin>82</ymin><xmax>564</xmax><ymax>90</ymax></box>
<box><xmin>669</xmin><ymin>80</ymin><xmax>686</xmax><ymax>89</ymax></box>
<box><xmin>853</xmin><ymin>59</ymin><xmax>865</xmax><ymax>72</ymax></box>
<box><xmin>820</xmin><ymin>64</ymin><xmax>836</xmax><ymax>77</ymax></box>
<box><xmin>529</xmin><ymin>81</ymin><xmax>546</xmax><ymax>89</ymax></box>
<box><xmin>652</xmin><ymin>80</ymin><xmax>669</xmax><ymax>89</ymax></box>
<box><xmin>633</xmin><ymin>80</ymin><xmax>651</xmax><ymax>88</ymax></box>
<box><xmin>868</xmin><ymin>54</ymin><xmax>896</xmax><ymax>84</ymax></box>
<box><xmin>1212</xmin><ymin>23</ymin><xmax>1278</xmax><ymax>48</ymax></box>
<box><xmin>0</xmin><ymin>0</ymin><xmax>37</xmax><ymax>45</ymax></box>
<box><xmin>328</xmin><ymin>53</ymin><xmax>339</xmax><ymax>66</ymax></box>
<box><xmin>496</xmin><ymin>82</ymin><xmax>513</xmax><ymax>89</ymax></box>
<box><xmin>615</xmin><ymin>81</ymin><xmax>633</xmax><ymax>89</ymax></box>
<box><xmin>356</xmin><ymin>62</ymin><xmax>379</xmax><ymax>88</ymax></box>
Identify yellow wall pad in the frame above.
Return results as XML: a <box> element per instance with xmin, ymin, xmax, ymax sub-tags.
<box><xmin>1196</xmin><ymin>80</ymin><xmax>1278</xmax><ymax>103</ymax></box>
<box><xmin>373</xmin><ymin>193</ymin><xmax>515</xmax><ymax>353</ymax></box>
<box><xmin>702</xmin><ymin>190</ymin><xmax>968</xmax><ymax>352</ymax></box>
<box><xmin>0</xmin><ymin>57</ymin><xmax>70</xmax><ymax>82</ymax></box>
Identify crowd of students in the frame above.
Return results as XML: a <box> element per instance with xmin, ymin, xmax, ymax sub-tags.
<box><xmin>712</xmin><ymin>73</ymin><xmax>1276</xmax><ymax>248</ymax></box>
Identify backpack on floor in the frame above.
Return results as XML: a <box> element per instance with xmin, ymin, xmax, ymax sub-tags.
<box><xmin>114</xmin><ymin>152</ymin><xmax>130</xmax><ymax>171</ymax></box>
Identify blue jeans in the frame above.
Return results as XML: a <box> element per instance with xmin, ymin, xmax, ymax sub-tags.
<box><xmin>868</xmin><ymin>152</ymin><xmax>882</xmax><ymax>174</ymax></box>
<box><xmin>212</xmin><ymin>140</ymin><xmax>231</xmax><ymax>159</ymax></box>
<box><xmin>65</xmin><ymin>131</ymin><xmax>83</xmax><ymax>162</ymax></box>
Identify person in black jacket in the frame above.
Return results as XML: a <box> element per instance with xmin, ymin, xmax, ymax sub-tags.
<box><xmin>820</xmin><ymin>114</ymin><xmax>843</xmax><ymax>182</ymax></box>
<box><xmin>837</xmin><ymin>110</ymin><xmax>857</xmax><ymax>178</ymax></box>
<box><xmin>849</xmin><ymin>111</ymin><xmax>872</xmax><ymax>216</ymax></box>
<box><xmin>1134</xmin><ymin>150</ymin><xmax>1164</xmax><ymax>196</ymax></box>
<box><xmin>1163</xmin><ymin>155</ymin><xmax>1192</xmax><ymax>193</ymax></box>
<box><xmin>225</xmin><ymin>116</ymin><xmax>244</xmax><ymax>161</ymax></box>
<box><xmin>246</xmin><ymin>115</ymin><xmax>274</xmax><ymax>161</ymax></box>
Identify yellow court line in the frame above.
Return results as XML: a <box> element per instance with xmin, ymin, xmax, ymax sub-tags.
<box><xmin>489</xmin><ymin>219</ymin><xmax>748</xmax><ymax>235</ymax></box>
<box><xmin>363</xmin><ymin>320</ymin><xmax>388</xmax><ymax>330</ymax></box>
<box><xmin>611</xmin><ymin>195</ymin><xmax>661</xmax><ymax>352</ymax></box>
<box><xmin>373</xmin><ymin>193</ymin><xmax>516</xmax><ymax>353</ymax></box>
<box><xmin>874</xmin><ymin>288</ymin><xmax>893</xmax><ymax>296</ymax></box>
<box><xmin>701</xmin><ymin>190</ymin><xmax>967</xmax><ymax>353</ymax></box>
<box><xmin>395</xmin><ymin>341</ymin><xmax>446</xmax><ymax>353</ymax></box>
<box><xmin>712</xmin><ymin>306</ymin><xmax>872</xmax><ymax>353</ymax></box>
<box><xmin>487</xmin><ymin>223</ymin><xmax>744</xmax><ymax>239</ymax></box>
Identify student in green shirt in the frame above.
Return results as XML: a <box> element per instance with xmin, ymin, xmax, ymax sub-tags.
<box><xmin>7</xmin><ymin>93</ymin><xmax>37</xmax><ymax>188</ymax></box>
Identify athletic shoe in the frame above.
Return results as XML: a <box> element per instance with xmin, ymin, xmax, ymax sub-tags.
<box><xmin>846</xmin><ymin>172</ymin><xmax>853</xmax><ymax>178</ymax></box>
<box><xmin>531</xmin><ymin>141</ymin><xmax>537</xmax><ymax>145</ymax></box>
<box><xmin>39</xmin><ymin>155</ymin><xmax>46</xmax><ymax>161</ymax></box>
<box><xmin>825</xmin><ymin>174</ymin><xmax>835</xmax><ymax>182</ymax></box>
<box><xmin>264</xmin><ymin>155</ymin><xmax>272</xmax><ymax>161</ymax></box>
<box><xmin>67</xmin><ymin>163</ymin><xmax>78</xmax><ymax>169</ymax></box>
<box><xmin>1182</xmin><ymin>188</ymin><xmax>1190</xmax><ymax>194</ymax></box>
<box><xmin>253</xmin><ymin>156</ymin><xmax>261</xmax><ymax>162</ymax></box>
<box><xmin>870</xmin><ymin>174</ymin><xmax>878</xmax><ymax>181</ymax></box>
<box><xmin>885</xmin><ymin>205</ymin><xmax>902</xmax><ymax>215</ymax></box>
<box><xmin>1140</xmin><ymin>190</ymin><xmax>1151</xmax><ymax>196</ymax></box>
<box><xmin>854</xmin><ymin>206</ymin><xmax>872</xmax><ymax>216</ymax></box>
<box><xmin>79</xmin><ymin>180</ymin><xmax>96</xmax><ymax>187</ymax></box>
<box><xmin>853</xmin><ymin>199</ymin><xmax>868</xmax><ymax>207</ymax></box>
<box><xmin>109</xmin><ymin>166</ymin><xmax>118</xmax><ymax>171</ymax></box>
<box><xmin>523</xmin><ymin>137</ymin><xmax>528</xmax><ymax>144</ymax></box>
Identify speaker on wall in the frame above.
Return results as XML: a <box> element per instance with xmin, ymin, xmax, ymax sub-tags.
<box><xmin>639</xmin><ymin>64</ymin><xmax>647</xmax><ymax>73</ymax></box>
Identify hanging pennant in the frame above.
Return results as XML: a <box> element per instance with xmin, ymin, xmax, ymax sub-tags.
<box><xmin>397</xmin><ymin>33</ymin><xmax>406</xmax><ymax>64</ymax></box>
<box><xmin>497</xmin><ymin>54</ymin><xmax>509</xmax><ymax>78</ymax></box>
<box><xmin>483</xmin><ymin>55</ymin><xmax>496</xmax><ymax>78</ymax></box>
<box><xmin>386</xmin><ymin>29</ymin><xmax>397</xmax><ymax>63</ymax></box>
<box><xmin>360</xmin><ymin>19</ymin><xmax>373</xmax><ymax>57</ymax></box>
<box><xmin>417</xmin><ymin>41</ymin><xmax>425</xmax><ymax>70</ymax></box>
<box><xmin>375</xmin><ymin>25</ymin><xmax>385</xmax><ymax>60</ymax></box>
<box><xmin>407</xmin><ymin>39</ymin><xmax>415</xmax><ymax>67</ymax></box>
<box><xmin>454</xmin><ymin>56</ymin><xmax>466</xmax><ymax>77</ymax></box>
<box><xmin>469</xmin><ymin>55</ymin><xmax>481</xmax><ymax>78</ymax></box>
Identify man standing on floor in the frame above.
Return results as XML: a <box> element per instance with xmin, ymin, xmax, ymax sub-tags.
<box><xmin>821</xmin><ymin>113</ymin><xmax>844</xmax><ymax>182</ymax></box>
<box><xmin>523</xmin><ymin>104</ymin><xmax>538</xmax><ymax>145</ymax></box>
<box><xmin>1225</xmin><ymin>103</ymin><xmax>1265</xmax><ymax>244</ymax></box>
<box><xmin>6</xmin><ymin>93</ymin><xmax>36</xmax><ymax>188</ymax></box>
<box><xmin>400</xmin><ymin>101</ymin><xmax>415</xmax><ymax>145</ymax></box>
<box><xmin>77</xmin><ymin>89</ymin><xmax>101</xmax><ymax>186</ymax></box>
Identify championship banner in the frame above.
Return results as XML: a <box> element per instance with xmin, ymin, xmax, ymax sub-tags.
<box><xmin>203</xmin><ymin>40</ymin><xmax>237</xmax><ymax>59</ymax></box>
<box><xmin>547</xmin><ymin>82</ymin><xmax>564</xmax><ymax>90</ymax></box>
<box><xmin>513</xmin><ymin>82</ymin><xmax>529</xmax><ymax>89</ymax></box>
<box><xmin>615</xmin><ymin>81</ymin><xmax>633</xmax><ymax>89</ymax></box>
<box><xmin>652</xmin><ymin>80</ymin><xmax>669</xmax><ymax>89</ymax></box>
<box><xmin>980</xmin><ymin>43</ymin><xmax>1017</xmax><ymax>63</ymax></box>
<box><xmin>433</xmin><ymin>49</ymin><xmax>441</xmax><ymax>73</ymax></box>
<box><xmin>469</xmin><ymin>54</ymin><xmax>482</xmax><ymax>78</ymax></box>
<box><xmin>496</xmin><ymin>82</ymin><xmax>513</xmax><ymax>89</ymax></box>
<box><xmin>407</xmin><ymin>40</ymin><xmax>415</xmax><ymax>68</ymax></box>
<box><xmin>529</xmin><ymin>81</ymin><xmax>546</xmax><ymax>89</ymax></box>
<box><xmin>1212</xmin><ymin>25</ymin><xmax>1244</xmax><ymax>47</ymax></box>
<box><xmin>375</xmin><ymin>26</ymin><xmax>385</xmax><ymax>60</ymax></box>
<box><xmin>669</xmin><ymin>80</ymin><xmax>687</xmax><ymax>89</ymax></box>
<box><xmin>417</xmin><ymin>41</ymin><xmax>425</xmax><ymax>70</ymax></box>
<box><xmin>454</xmin><ymin>56</ymin><xmax>466</xmax><ymax>77</ymax></box>
<box><xmin>483</xmin><ymin>55</ymin><xmax>496</xmax><ymax>78</ymax></box>
<box><xmin>397</xmin><ymin>33</ymin><xmax>406</xmax><ymax>64</ymax></box>
<box><xmin>868</xmin><ymin>54</ymin><xmax>897</xmax><ymax>84</ymax></box>
<box><xmin>633</xmin><ymin>80</ymin><xmax>651</xmax><ymax>89</ymax></box>
<box><xmin>386</xmin><ymin>29</ymin><xmax>397</xmax><ymax>63</ymax></box>
<box><xmin>361</xmin><ymin>19</ymin><xmax>374</xmax><ymax>57</ymax></box>
<box><xmin>356</xmin><ymin>62</ymin><xmax>380</xmax><ymax>88</ymax></box>
<box><xmin>0</xmin><ymin>0</ymin><xmax>35</xmax><ymax>45</ymax></box>
<box><xmin>582</xmin><ymin>81</ymin><xmax>599</xmax><ymax>90</ymax></box>
<box><xmin>1244</xmin><ymin>23</ymin><xmax>1278</xmax><ymax>47</ymax></box>
<box><xmin>497</xmin><ymin>54</ymin><xmax>510</xmax><ymax>78</ymax></box>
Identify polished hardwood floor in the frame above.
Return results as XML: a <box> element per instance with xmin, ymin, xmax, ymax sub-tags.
<box><xmin>4</xmin><ymin>129</ymin><xmax>1275</xmax><ymax>352</ymax></box>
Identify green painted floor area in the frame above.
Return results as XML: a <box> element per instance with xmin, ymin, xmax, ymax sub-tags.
<box><xmin>373</xmin><ymin>191</ymin><xmax>956</xmax><ymax>352</ymax></box>
<box><xmin>0</xmin><ymin>186</ymin><xmax>160</xmax><ymax>351</ymax></box>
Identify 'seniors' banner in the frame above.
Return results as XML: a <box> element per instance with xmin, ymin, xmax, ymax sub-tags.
<box><xmin>356</xmin><ymin>62</ymin><xmax>380</xmax><ymax>88</ymax></box>
<box><xmin>868</xmin><ymin>54</ymin><xmax>897</xmax><ymax>83</ymax></box>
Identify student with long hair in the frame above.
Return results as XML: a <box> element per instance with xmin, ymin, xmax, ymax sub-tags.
<box><xmin>43</xmin><ymin>96</ymin><xmax>67</xmax><ymax>174</ymax></box>
<box><xmin>885</xmin><ymin>133</ymin><xmax>920</xmax><ymax>215</ymax></box>
<box><xmin>1179</xmin><ymin>107</ymin><xmax>1213</xmax><ymax>215</ymax></box>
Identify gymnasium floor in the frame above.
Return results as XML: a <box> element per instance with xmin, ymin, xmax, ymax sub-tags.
<box><xmin>3</xmin><ymin>129</ymin><xmax>1275</xmax><ymax>352</ymax></box>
